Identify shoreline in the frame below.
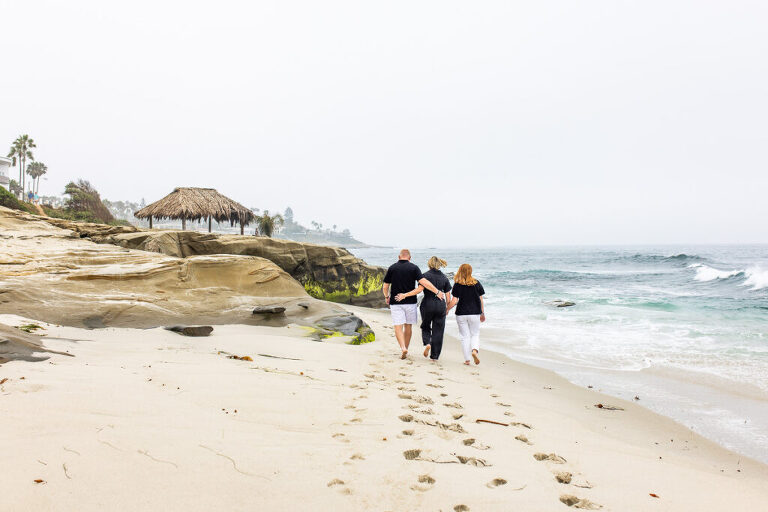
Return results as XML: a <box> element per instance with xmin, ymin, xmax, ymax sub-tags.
<box><xmin>2</xmin><ymin>308</ymin><xmax>767</xmax><ymax>511</ymax></box>
<box><xmin>474</xmin><ymin>325</ymin><xmax>768</xmax><ymax>466</ymax></box>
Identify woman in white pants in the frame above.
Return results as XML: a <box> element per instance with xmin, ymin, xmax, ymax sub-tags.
<box><xmin>446</xmin><ymin>263</ymin><xmax>486</xmax><ymax>365</ymax></box>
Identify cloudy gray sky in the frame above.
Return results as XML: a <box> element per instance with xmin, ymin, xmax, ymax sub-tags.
<box><xmin>2</xmin><ymin>1</ymin><xmax>767</xmax><ymax>246</ymax></box>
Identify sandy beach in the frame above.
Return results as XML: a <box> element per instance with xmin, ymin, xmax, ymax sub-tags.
<box><xmin>2</xmin><ymin>305</ymin><xmax>767</xmax><ymax>512</ymax></box>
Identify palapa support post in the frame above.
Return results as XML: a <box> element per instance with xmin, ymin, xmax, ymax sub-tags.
<box><xmin>149</xmin><ymin>216</ymin><xmax>152</xmax><ymax>229</ymax></box>
<box><xmin>208</xmin><ymin>216</ymin><xmax>212</xmax><ymax>233</ymax></box>
<box><xmin>182</xmin><ymin>218</ymin><xmax>187</xmax><ymax>231</ymax></box>
<box><xmin>240</xmin><ymin>220</ymin><xmax>244</xmax><ymax>235</ymax></box>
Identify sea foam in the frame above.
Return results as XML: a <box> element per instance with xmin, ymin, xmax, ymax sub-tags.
<box><xmin>688</xmin><ymin>263</ymin><xmax>743</xmax><ymax>282</ymax></box>
<box><xmin>742</xmin><ymin>267</ymin><xmax>768</xmax><ymax>291</ymax></box>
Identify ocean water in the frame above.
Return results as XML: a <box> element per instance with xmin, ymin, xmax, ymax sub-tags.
<box><xmin>352</xmin><ymin>246</ymin><xmax>768</xmax><ymax>463</ymax></box>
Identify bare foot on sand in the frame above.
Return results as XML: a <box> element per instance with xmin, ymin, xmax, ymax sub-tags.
<box><xmin>472</xmin><ymin>350</ymin><xmax>480</xmax><ymax>365</ymax></box>
<box><xmin>423</xmin><ymin>345</ymin><xmax>431</xmax><ymax>358</ymax></box>
<box><xmin>464</xmin><ymin>361</ymin><xmax>471</xmax><ymax>365</ymax></box>
<box><xmin>401</xmin><ymin>350</ymin><xmax>408</xmax><ymax>360</ymax></box>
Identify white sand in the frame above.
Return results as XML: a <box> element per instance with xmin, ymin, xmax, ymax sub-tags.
<box><xmin>1</xmin><ymin>308</ymin><xmax>766</xmax><ymax>511</ymax></box>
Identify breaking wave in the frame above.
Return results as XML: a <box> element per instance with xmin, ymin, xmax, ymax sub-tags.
<box><xmin>689</xmin><ymin>264</ymin><xmax>743</xmax><ymax>282</ymax></box>
<box><xmin>689</xmin><ymin>264</ymin><xmax>768</xmax><ymax>291</ymax></box>
<box><xmin>742</xmin><ymin>267</ymin><xmax>768</xmax><ymax>291</ymax></box>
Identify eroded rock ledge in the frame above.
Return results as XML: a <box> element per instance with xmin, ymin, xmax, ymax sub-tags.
<box><xmin>28</xmin><ymin>213</ymin><xmax>386</xmax><ymax>307</ymax></box>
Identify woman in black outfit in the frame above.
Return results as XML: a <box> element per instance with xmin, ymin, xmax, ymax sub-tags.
<box><xmin>395</xmin><ymin>256</ymin><xmax>452</xmax><ymax>360</ymax></box>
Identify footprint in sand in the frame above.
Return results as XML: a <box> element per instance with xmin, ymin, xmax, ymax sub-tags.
<box><xmin>332</xmin><ymin>433</ymin><xmax>350</xmax><ymax>443</ymax></box>
<box><xmin>344</xmin><ymin>405</ymin><xmax>356</xmax><ymax>410</ymax></box>
<box><xmin>399</xmin><ymin>414</ymin><xmax>414</xmax><ymax>423</ymax></box>
<box><xmin>504</xmin><ymin>411</ymin><xmax>515</xmax><ymax>417</ymax></box>
<box><xmin>455</xmin><ymin>455</ymin><xmax>491</xmax><ymax>467</ymax></box>
<box><xmin>490</xmin><ymin>393</ymin><xmax>499</xmax><ymax>398</ymax></box>
<box><xmin>454</xmin><ymin>505</ymin><xmax>470</xmax><ymax>511</ymax></box>
<box><xmin>555</xmin><ymin>471</ymin><xmax>572</xmax><ymax>484</ymax></box>
<box><xmin>462</xmin><ymin>438</ymin><xmax>490</xmax><ymax>450</ymax></box>
<box><xmin>327</xmin><ymin>478</ymin><xmax>352</xmax><ymax>494</ymax></box>
<box><xmin>486</xmin><ymin>478</ymin><xmax>507</xmax><ymax>488</ymax></box>
<box><xmin>453</xmin><ymin>413</ymin><xmax>464</xmax><ymax>420</ymax></box>
<box><xmin>403</xmin><ymin>449</ymin><xmax>422</xmax><ymax>460</ymax></box>
<box><xmin>402</xmin><ymin>429</ymin><xmax>415</xmax><ymax>436</ymax></box>
<box><xmin>410</xmin><ymin>474</ymin><xmax>436</xmax><ymax>492</ymax></box>
<box><xmin>515</xmin><ymin>434</ymin><xmax>532</xmax><ymax>445</ymax></box>
<box><xmin>496</xmin><ymin>402</ymin><xmax>511</xmax><ymax>407</ymax></box>
<box><xmin>443</xmin><ymin>402</ymin><xmax>463</xmax><ymax>409</ymax></box>
<box><xmin>350</xmin><ymin>453</ymin><xmax>365</xmax><ymax>460</ymax></box>
<box><xmin>397</xmin><ymin>386</ymin><xmax>416</xmax><ymax>392</ymax></box>
<box><xmin>398</xmin><ymin>393</ymin><xmax>413</xmax><ymax>400</ymax></box>
<box><xmin>426</xmin><ymin>383</ymin><xmax>444</xmax><ymax>389</ymax></box>
<box><xmin>559</xmin><ymin>495</ymin><xmax>602</xmax><ymax>509</ymax></box>
<box><xmin>510</xmin><ymin>422</ymin><xmax>532</xmax><ymax>429</ymax></box>
<box><xmin>533</xmin><ymin>453</ymin><xmax>566</xmax><ymax>463</ymax></box>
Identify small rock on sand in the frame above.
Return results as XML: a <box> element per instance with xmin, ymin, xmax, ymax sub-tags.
<box><xmin>164</xmin><ymin>325</ymin><xmax>213</xmax><ymax>337</ymax></box>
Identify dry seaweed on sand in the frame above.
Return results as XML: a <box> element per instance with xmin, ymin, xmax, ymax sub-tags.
<box><xmin>594</xmin><ymin>403</ymin><xmax>624</xmax><ymax>411</ymax></box>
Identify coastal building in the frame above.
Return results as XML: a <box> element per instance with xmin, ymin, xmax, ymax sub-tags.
<box><xmin>0</xmin><ymin>156</ymin><xmax>11</xmax><ymax>191</ymax></box>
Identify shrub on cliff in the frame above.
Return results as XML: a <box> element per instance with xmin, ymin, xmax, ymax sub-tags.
<box><xmin>61</xmin><ymin>180</ymin><xmax>115</xmax><ymax>224</ymax></box>
<box><xmin>0</xmin><ymin>186</ymin><xmax>35</xmax><ymax>214</ymax></box>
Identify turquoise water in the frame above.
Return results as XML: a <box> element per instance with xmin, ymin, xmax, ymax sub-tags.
<box><xmin>352</xmin><ymin>246</ymin><xmax>768</xmax><ymax>463</ymax></box>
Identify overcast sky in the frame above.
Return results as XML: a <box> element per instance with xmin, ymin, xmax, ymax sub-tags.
<box><xmin>2</xmin><ymin>1</ymin><xmax>767</xmax><ymax>246</ymax></box>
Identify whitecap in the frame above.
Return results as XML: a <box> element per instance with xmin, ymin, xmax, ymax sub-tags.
<box><xmin>690</xmin><ymin>264</ymin><xmax>743</xmax><ymax>282</ymax></box>
<box><xmin>742</xmin><ymin>266</ymin><xmax>768</xmax><ymax>291</ymax></box>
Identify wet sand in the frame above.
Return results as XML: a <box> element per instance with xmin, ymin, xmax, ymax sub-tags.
<box><xmin>1</xmin><ymin>308</ymin><xmax>766</xmax><ymax>511</ymax></box>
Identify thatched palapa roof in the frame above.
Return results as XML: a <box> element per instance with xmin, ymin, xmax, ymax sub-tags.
<box><xmin>134</xmin><ymin>187</ymin><xmax>254</xmax><ymax>226</ymax></box>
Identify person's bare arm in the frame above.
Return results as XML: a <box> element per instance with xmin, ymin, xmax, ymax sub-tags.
<box><xmin>446</xmin><ymin>296</ymin><xmax>459</xmax><ymax>313</ymax></box>
<box><xmin>383</xmin><ymin>283</ymin><xmax>390</xmax><ymax>305</ymax></box>
<box><xmin>395</xmin><ymin>285</ymin><xmax>424</xmax><ymax>302</ymax></box>
<box><xmin>480</xmin><ymin>296</ymin><xmax>486</xmax><ymax>322</ymax></box>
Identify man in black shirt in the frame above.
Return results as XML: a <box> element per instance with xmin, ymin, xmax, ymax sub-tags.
<box><xmin>383</xmin><ymin>249</ymin><xmax>443</xmax><ymax>359</ymax></box>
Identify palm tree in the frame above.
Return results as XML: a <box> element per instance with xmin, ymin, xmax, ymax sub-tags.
<box><xmin>26</xmin><ymin>161</ymin><xmax>47</xmax><ymax>195</ymax></box>
<box><xmin>254</xmin><ymin>210</ymin><xmax>284</xmax><ymax>237</ymax></box>
<box><xmin>8</xmin><ymin>135</ymin><xmax>36</xmax><ymax>200</ymax></box>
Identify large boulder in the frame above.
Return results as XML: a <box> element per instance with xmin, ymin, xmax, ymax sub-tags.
<box><xmin>313</xmin><ymin>313</ymin><xmax>375</xmax><ymax>345</ymax></box>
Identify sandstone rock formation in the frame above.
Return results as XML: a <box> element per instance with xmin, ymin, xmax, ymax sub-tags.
<box><xmin>29</xmin><ymin>214</ymin><xmax>385</xmax><ymax>307</ymax></box>
<box><xmin>0</xmin><ymin>207</ymin><xmax>308</xmax><ymax>328</ymax></box>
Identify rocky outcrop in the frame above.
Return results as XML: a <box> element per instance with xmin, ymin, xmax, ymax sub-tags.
<box><xmin>84</xmin><ymin>230</ymin><xmax>386</xmax><ymax>307</ymax></box>
<box><xmin>548</xmin><ymin>300</ymin><xmax>576</xmax><ymax>308</ymax></box>
<box><xmin>0</xmin><ymin>207</ymin><xmax>309</xmax><ymax>328</ymax></box>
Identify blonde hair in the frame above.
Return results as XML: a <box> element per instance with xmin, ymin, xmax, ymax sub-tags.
<box><xmin>427</xmin><ymin>256</ymin><xmax>447</xmax><ymax>270</ymax></box>
<box><xmin>454</xmin><ymin>263</ymin><xmax>478</xmax><ymax>285</ymax></box>
<box><xmin>399</xmin><ymin>248</ymin><xmax>411</xmax><ymax>259</ymax></box>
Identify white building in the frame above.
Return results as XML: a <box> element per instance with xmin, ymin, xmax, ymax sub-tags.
<box><xmin>0</xmin><ymin>156</ymin><xmax>11</xmax><ymax>191</ymax></box>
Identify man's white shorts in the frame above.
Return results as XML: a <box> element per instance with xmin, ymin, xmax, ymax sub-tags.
<box><xmin>390</xmin><ymin>304</ymin><xmax>418</xmax><ymax>325</ymax></box>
